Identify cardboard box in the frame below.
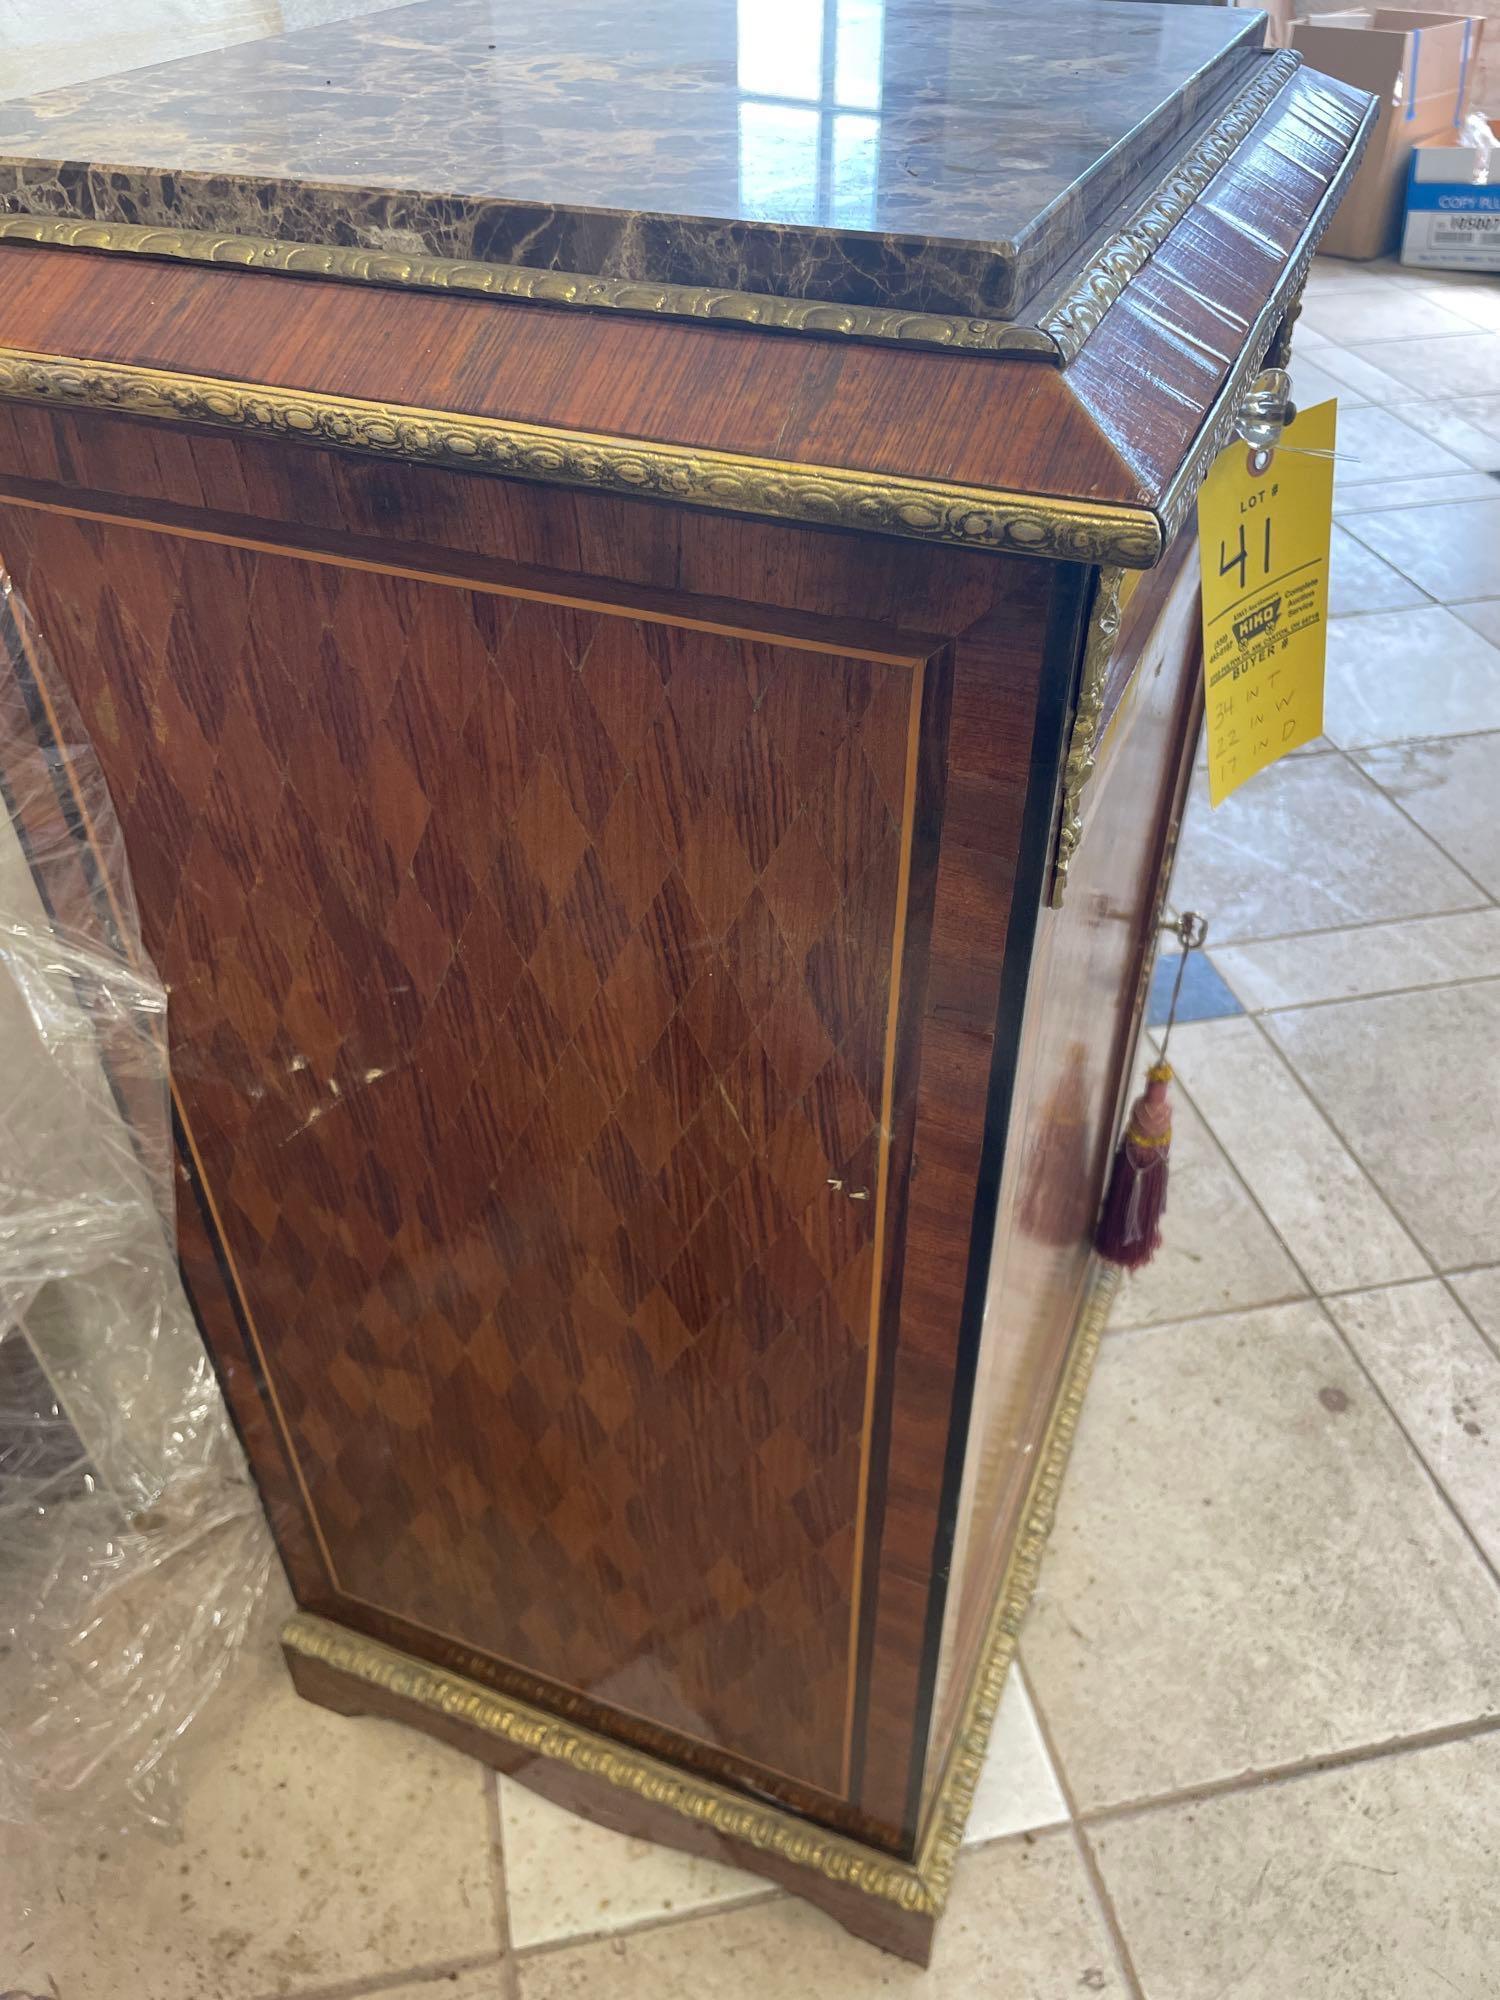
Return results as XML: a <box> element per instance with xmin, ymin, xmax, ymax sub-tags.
<box><xmin>1399</xmin><ymin>127</ymin><xmax>1500</xmax><ymax>270</ymax></box>
<box><xmin>1289</xmin><ymin>10</ymin><xmax>1486</xmax><ymax>258</ymax></box>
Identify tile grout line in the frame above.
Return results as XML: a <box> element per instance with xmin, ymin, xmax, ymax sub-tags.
<box><xmin>1335</xmin><ymin>741</ymin><xmax>1500</xmax><ymax>907</ymax></box>
<box><xmin>1163</xmin><ymin>1010</ymin><xmax>1432</xmax><ymax>1294</ymax></box>
<box><xmin>246</xmin><ymin>1948</ymin><xmax>510</xmax><ymax>2000</ymax></box>
<box><xmin>1107</xmin><ymin>1288</ymin><xmax>1311</xmax><ymax>1337</ymax></box>
<box><xmin>1236</xmin><ymin>1008</ymin><xmax>1438</xmax><ymax>1282</ymax></box>
<box><xmin>1124</xmin><ymin>1010</ymin><xmax>1500</xmax><ymax>1593</ymax></box>
<box><xmin>1074</xmin><ymin>1709</ymin><xmax>1500</xmax><ymax>1832</ymax></box>
<box><xmin>509</xmin><ymin>1885</ymin><xmax>785</xmax><ymax>1963</ymax></box>
<box><xmin>1339</xmin><ymin>510</ymin><xmax>1490</xmax><ymax>603</ymax></box>
<box><xmin>1197</xmin><ymin>1005</ymin><xmax>1500</xmax><ymax>1596</ymax></box>
<box><xmin>1204</xmin><ymin>897</ymin><xmax>1496</xmax><ymax>954</ymax></box>
<box><xmin>1136</xmin><ymin>1008</ymin><xmax>1500</xmax><ymax>1584</ymax></box>
<box><xmin>1337</xmin><ymin>494</ymin><xmax>1500</xmax><ymax>521</ymax></box>
<box><xmin>1329</xmin><ymin>723</ymin><xmax>1500</xmax><ymax>758</ymax></box>
<box><xmin>1014</xmin><ymin>1658</ymin><xmax>1149</xmax><ymax>2000</ymax></box>
<box><xmin>1312</xmin><ymin>1290</ymin><xmax>1500</xmax><ymax>1603</ymax></box>
<box><xmin>486</xmin><ymin>1772</ymin><xmax>521</xmax><ymax>2000</ymax></box>
<box><xmin>1312</xmin><ymin>326</ymin><xmax>1500</xmax><ymax>347</ymax></box>
<box><xmin>1239</xmin><ymin>998</ymin><xmax>1495</xmax><ymax>1297</ymax></box>
<box><xmin>1246</xmin><ymin>968</ymin><xmax>1500</xmax><ymax>1019</ymax></box>
<box><xmin>1439</xmin><ymin>1272</ymin><xmax>1500</xmax><ymax>1371</ymax></box>
<box><xmin>1110</xmin><ymin>1267</ymin><xmax>1500</xmax><ymax>1341</ymax></box>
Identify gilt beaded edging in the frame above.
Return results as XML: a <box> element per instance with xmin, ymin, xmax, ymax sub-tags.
<box><xmin>1038</xmin><ymin>50</ymin><xmax>1302</xmax><ymax>362</ymax></box>
<box><xmin>912</xmin><ymin>1259</ymin><xmax>1118</xmax><ymax>1896</ymax></box>
<box><xmin>0</xmin><ymin>55</ymin><xmax>1296</xmax><ymax>366</ymax></box>
<box><xmin>1049</xmin><ymin>565</ymin><xmax>1125</xmax><ymax>910</ymax></box>
<box><xmin>0</xmin><ymin>211</ymin><xmax>1057</xmax><ymax>357</ymax></box>
<box><xmin>283</xmin><ymin>1262</ymin><xmax>1119</xmax><ymax>1916</ymax></box>
<box><xmin>1045</xmin><ymin>85</ymin><xmax>1380</xmax><ymax>902</ymax></box>
<box><xmin>0</xmin><ymin>347</ymin><xmax>1163</xmax><ymax>567</ymax></box>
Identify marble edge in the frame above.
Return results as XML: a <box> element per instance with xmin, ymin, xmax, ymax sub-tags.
<box><xmin>0</xmin><ymin>48</ymin><xmax>1302</xmax><ymax>363</ymax></box>
<box><xmin>0</xmin><ymin>208</ymin><xmax>1060</xmax><ymax>357</ymax></box>
<box><xmin>0</xmin><ymin>8</ymin><xmax>1267</xmax><ymax>327</ymax></box>
<box><xmin>1038</xmin><ymin>48</ymin><xmax>1302</xmax><ymax>362</ymax></box>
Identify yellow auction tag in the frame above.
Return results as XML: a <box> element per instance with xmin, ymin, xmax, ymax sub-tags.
<box><xmin>1197</xmin><ymin>399</ymin><xmax>1337</xmax><ymax>806</ymax></box>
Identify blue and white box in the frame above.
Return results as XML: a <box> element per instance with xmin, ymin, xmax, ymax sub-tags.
<box><xmin>1400</xmin><ymin>138</ymin><xmax>1500</xmax><ymax>272</ymax></box>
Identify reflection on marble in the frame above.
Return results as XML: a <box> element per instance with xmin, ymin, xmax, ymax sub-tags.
<box><xmin>0</xmin><ymin>0</ymin><xmax>1266</xmax><ymax>316</ymax></box>
<box><xmin>0</xmin><ymin>0</ymin><xmax>386</xmax><ymax>102</ymax></box>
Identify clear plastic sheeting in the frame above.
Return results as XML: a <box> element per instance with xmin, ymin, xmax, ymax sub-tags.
<box><xmin>0</xmin><ymin>563</ymin><xmax>273</xmax><ymax>1835</ymax></box>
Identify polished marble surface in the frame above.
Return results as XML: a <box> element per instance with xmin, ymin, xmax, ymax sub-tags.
<box><xmin>0</xmin><ymin>0</ymin><xmax>1267</xmax><ymax>315</ymax></box>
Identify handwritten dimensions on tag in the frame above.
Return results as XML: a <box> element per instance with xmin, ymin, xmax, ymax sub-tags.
<box><xmin>1197</xmin><ymin>399</ymin><xmax>1337</xmax><ymax>807</ymax></box>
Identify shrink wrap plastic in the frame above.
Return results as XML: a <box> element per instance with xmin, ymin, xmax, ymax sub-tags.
<box><xmin>0</xmin><ymin>565</ymin><xmax>272</xmax><ymax>1835</ymax></box>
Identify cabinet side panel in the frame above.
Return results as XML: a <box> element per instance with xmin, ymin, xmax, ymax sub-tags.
<box><xmin>851</xmin><ymin>572</ymin><xmax>1061</xmax><ymax>1843</ymax></box>
<box><xmin>923</xmin><ymin>538</ymin><xmax>1203</xmax><ymax>1804</ymax></box>
<box><xmin>0</xmin><ymin>402</ymin><xmax>1002</xmax><ymax>636</ymax></box>
<box><xmin>0</xmin><ymin>499</ymin><xmax>936</xmax><ymax>1834</ymax></box>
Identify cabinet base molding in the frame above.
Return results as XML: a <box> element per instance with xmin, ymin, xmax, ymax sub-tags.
<box><xmin>283</xmin><ymin>1261</ymin><xmax>1119</xmax><ymax>1963</ymax></box>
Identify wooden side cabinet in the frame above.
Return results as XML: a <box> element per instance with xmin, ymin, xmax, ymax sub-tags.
<box><xmin>0</xmin><ymin>1</ymin><xmax>1373</xmax><ymax>1961</ymax></box>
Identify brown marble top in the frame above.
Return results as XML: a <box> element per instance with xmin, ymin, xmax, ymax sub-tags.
<box><xmin>0</xmin><ymin>0</ymin><xmax>1274</xmax><ymax>323</ymax></box>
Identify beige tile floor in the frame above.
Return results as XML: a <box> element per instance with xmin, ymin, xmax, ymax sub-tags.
<box><xmin>6</xmin><ymin>255</ymin><xmax>1500</xmax><ymax>1998</ymax></box>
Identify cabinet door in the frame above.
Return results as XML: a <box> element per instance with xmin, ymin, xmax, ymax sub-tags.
<box><xmin>0</xmin><ymin>500</ymin><xmax>944</xmax><ymax>1828</ymax></box>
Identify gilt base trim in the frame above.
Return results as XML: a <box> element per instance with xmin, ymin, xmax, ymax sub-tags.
<box><xmin>281</xmin><ymin>1261</ymin><xmax>1120</xmax><ymax>1957</ymax></box>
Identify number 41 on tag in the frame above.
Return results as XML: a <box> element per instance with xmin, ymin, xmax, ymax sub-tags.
<box><xmin>1196</xmin><ymin>399</ymin><xmax>1337</xmax><ymax>807</ymax></box>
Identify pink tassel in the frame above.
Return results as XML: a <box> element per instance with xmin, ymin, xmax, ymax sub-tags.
<box><xmin>1096</xmin><ymin>1061</ymin><xmax>1173</xmax><ymax>1271</ymax></box>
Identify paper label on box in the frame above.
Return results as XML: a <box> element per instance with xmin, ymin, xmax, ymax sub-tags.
<box><xmin>1196</xmin><ymin>400</ymin><xmax>1337</xmax><ymax>808</ymax></box>
<box><xmin>1402</xmin><ymin>168</ymin><xmax>1500</xmax><ymax>269</ymax></box>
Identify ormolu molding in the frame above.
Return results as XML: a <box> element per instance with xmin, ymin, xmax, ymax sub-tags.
<box><xmin>0</xmin><ymin>213</ymin><xmax>1060</xmax><ymax>358</ymax></box>
<box><xmin>284</xmin><ymin>1611</ymin><xmax>943</xmax><ymax>1912</ymax></box>
<box><xmin>0</xmin><ymin>54</ymin><xmax>1300</xmax><ymax>366</ymax></box>
<box><xmin>1038</xmin><ymin>51</ymin><xmax>1302</xmax><ymax>362</ymax></box>
<box><xmin>0</xmin><ymin>348</ymin><xmax>1164</xmax><ymax>568</ymax></box>
<box><xmin>1049</xmin><ymin>566</ymin><xmax>1125</xmax><ymax>909</ymax></box>
<box><xmin>0</xmin><ymin>49</ymin><xmax>1295</xmax><ymax>374</ymax></box>
<box><xmin>913</xmin><ymin>1260</ymin><xmax>1118</xmax><ymax>1897</ymax></box>
<box><xmin>282</xmin><ymin>1262</ymin><xmax>1120</xmax><ymax>1919</ymax></box>
<box><xmin>1155</xmin><ymin>90</ymin><xmax>1380</xmax><ymax>552</ymax></box>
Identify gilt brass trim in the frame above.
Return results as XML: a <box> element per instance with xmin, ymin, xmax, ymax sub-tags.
<box><xmin>911</xmin><ymin>1259</ymin><xmax>1118</xmax><ymax>1895</ymax></box>
<box><xmin>282</xmin><ymin>1261</ymin><xmax>1119</xmax><ymax>1918</ymax></box>
<box><xmin>0</xmin><ymin>347</ymin><xmax>1163</xmax><ymax>567</ymax></box>
<box><xmin>1049</xmin><ymin>566</ymin><xmax>1125</xmax><ymax>909</ymax></box>
<box><xmin>0</xmin><ymin>55</ymin><xmax>1297</xmax><ymax>367</ymax></box>
<box><xmin>1155</xmin><ymin>91</ymin><xmax>1380</xmax><ymax>551</ymax></box>
<box><xmin>1038</xmin><ymin>51</ymin><xmax>1302</xmax><ymax>363</ymax></box>
<box><xmin>284</xmin><ymin>1612</ymin><xmax>943</xmax><ymax>1913</ymax></box>
<box><xmin>0</xmin><ymin>212</ymin><xmax>1059</xmax><ymax>358</ymax></box>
